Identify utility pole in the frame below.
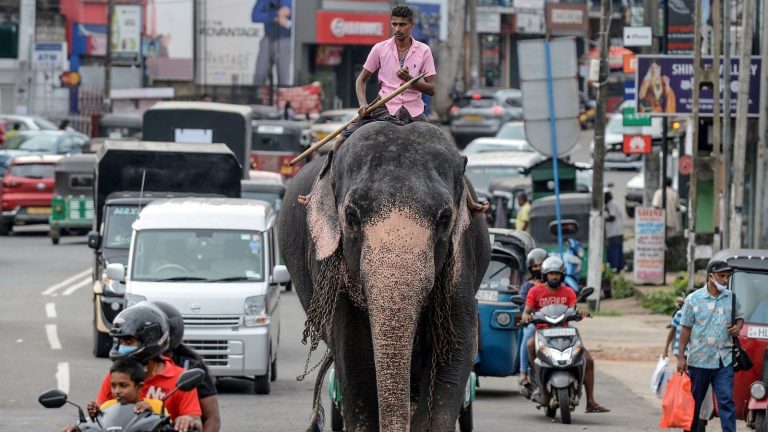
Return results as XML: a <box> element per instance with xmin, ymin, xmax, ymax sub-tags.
<box><xmin>710</xmin><ymin>0</ymin><xmax>722</xmax><ymax>252</ymax></box>
<box><xmin>642</xmin><ymin>0</ymin><xmax>660</xmax><ymax>208</ymax></box>
<box><xmin>467</xmin><ymin>0</ymin><xmax>479</xmax><ymax>89</ymax></box>
<box><xmin>587</xmin><ymin>0</ymin><xmax>609</xmax><ymax>311</ymax></box>
<box><xmin>687</xmin><ymin>0</ymin><xmax>705</xmax><ymax>292</ymax></box>
<box><xmin>729</xmin><ymin>0</ymin><xmax>753</xmax><ymax>250</ymax></box>
<box><xmin>103</xmin><ymin>0</ymin><xmax>115</xmax><ymax>113</ymax></box>
<box><xmin>722</xmin><ymin>0</ymin><xmax>733</xmax><ymax>247</ymax></box>
<box><xmin>753</xmin><ymin>1</ymin><xmax>768</xmax><ymax>247</ymax></box>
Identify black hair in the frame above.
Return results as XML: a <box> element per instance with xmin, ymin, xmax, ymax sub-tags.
<box><xmin>391</xmin><ymin>5</ymin><xmax>414</xmax><ymax>21</ymax></box>
<box><xmin>665</xmin><ymin>177</ymin><xmax>673</xmax><ymax>187</ymax></box>
<box><xmin>110</xmin><ymin>359</ymin><xmax>145</xmax><ymax>385</ymax></box>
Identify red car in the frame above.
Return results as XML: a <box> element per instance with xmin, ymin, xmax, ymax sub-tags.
<box><xmin>0</xmin><ymin>154</ymin><xmax>61</xmax><ymax>235</ymax></box>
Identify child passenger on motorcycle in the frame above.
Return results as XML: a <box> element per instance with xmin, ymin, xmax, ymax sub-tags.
<box><xmin>521</xmin><ymin>256</ymin><xmax>610</xmax><ymax>414</ymax></box>
<box><xmin>87</xmin><ymin>359</ymin><xmax>165</xmax><ymax>418</ymax></box>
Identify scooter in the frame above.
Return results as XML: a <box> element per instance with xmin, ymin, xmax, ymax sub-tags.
<box><xmin>39</xmin><ymin>368</ymin><xmax>205</xmax><ymax>432</ymax></box>
<box><xmin>513</xmin><ymin>287</ymin><xmax>594</xmax><ymax>425</ymax></box>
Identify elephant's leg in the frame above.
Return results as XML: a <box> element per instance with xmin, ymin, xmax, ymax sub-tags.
<box><xmin>411</xmin><ymin>301</ymin><xmax>478</xmax><ymax>431</ymax></box>
<box><xmin>331</xmin><ymin>293</ymin><xmax>379</xmax><ymax>431</ymax></box>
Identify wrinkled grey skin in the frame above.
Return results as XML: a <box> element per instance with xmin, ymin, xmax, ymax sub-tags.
<box><xmin>279</xmin><ymin>121</ymin><xmax>490</xmax><ymax>431</ymax></box>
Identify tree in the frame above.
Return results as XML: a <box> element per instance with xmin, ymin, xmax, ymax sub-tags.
<box><xmin>433</xmin><ymin>0</ymin><xmax>466</xmax><ymax>122</ymax></box>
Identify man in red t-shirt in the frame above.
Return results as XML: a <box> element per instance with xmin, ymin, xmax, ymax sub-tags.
<box><xmin>521</xmin><ymin>256</ymin><xmax>609</xmax><ymax>413</ymax></box>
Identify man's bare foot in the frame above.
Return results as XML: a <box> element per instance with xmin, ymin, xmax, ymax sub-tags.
<box><xmin>585</xmin><ymin>402</ymin><xmax>610</xmax><ymax>413</ymax></box>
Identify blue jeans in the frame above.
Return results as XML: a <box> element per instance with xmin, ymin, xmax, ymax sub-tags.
<box><xmin>688</xmin><ymin>363</ymin><xmax>736</xmax><ymax>432</ymax></box>
<box><xmin>519</xmin><ymin>324</ymin><xmax>536</xmax><ymax>374</ymax></box>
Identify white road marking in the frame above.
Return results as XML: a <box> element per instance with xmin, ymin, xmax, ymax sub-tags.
<box><xmin>56</xmin><ymin>362</ymin><xmax>70</xmax><ymax>394</ymax></box>
<box><xmin>45</xmin><ymin>302</ymin><xmax>57</xmax><ymax>318</ymax></box>
<box><xmin>46</xmin><ymin>324</ymin><xmax>62</xmax><ymax>350</ymax></box>
<box><xmin>41</xmin><ymin>269</ymin><xmax>91</xmax><ymax>296</ymax></box>
<box><xmin>62</xmin><ymin>278</ymin><xmax>91</xmax><ymax>296</ymax></box>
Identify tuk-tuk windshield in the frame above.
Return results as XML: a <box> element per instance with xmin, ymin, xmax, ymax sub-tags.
<box><xmin>733</xmin><ymin>272</ymin><xmax>768</xmax><ymax>324</ymax></box>
<box><xmin>104</xmin><ymin>206</ymin><xmax>140</xmax><ymax>249</ymax></box>
<box><xmin>465</xmin><ymin>166</ymin><xmax>524</xmax><ymax>193</ymax></box>
<box><xmin>253</xmin><ymin>129</ymin><xmax>302</xmax><ymax>153</ymax></box>
<box><xmin>480</xmin><ymin>258</ymin><xmax>520</xmax><ymax>291</ymax></box>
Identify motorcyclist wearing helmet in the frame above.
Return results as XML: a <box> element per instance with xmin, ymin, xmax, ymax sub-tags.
<box><xmin>95</xmin><ymin>303</ymin><xmax>203</xmax><ymax>431</ymax></box>
<box><xmin>152</xmin><ymin>301</ymin><xmax>221</xmax><ymax>432</ymax></box>
<box><xmin>518</xmin><ymin>248</ymin><xmax>548</xmax><ymax>387</ymax></box>
<box><xmin>521</xmin><ymin>256</ymin><xmax>609</xmax><ymax>413</ymax></box>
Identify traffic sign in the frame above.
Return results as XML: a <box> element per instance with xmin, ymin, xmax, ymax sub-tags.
<box><xmin>623</xmin><ymin>107</ymin><xmax>652</xmax><ymax>127</ymax></box>
<box><xmin>679</xmin><ymin>155</ymin><xmax>693</xmax><ymax>175</ymax></box>
<box><xmin>623</xmin><ymin>134</ymin><xmax>651</xmax><ymax>154</ymax></box>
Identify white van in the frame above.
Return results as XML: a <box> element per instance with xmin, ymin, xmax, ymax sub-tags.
<box><xmin>107</xmin><ymin>197</ymin><xmax>288</xmax><ymax>394</ymax></box>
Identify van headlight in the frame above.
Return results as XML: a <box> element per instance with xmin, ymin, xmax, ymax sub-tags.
<box><xmin>244</xmin><ymin>295</ymin><xmax>269</xmax><ymax>327</ymax></box>
<box><xmin>125</xmin><ymin>294</ymin><xmax>146</xmax><ymax>307</ymax></box>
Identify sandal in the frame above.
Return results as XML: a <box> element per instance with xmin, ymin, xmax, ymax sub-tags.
<box><xmin>585</xmin><ymin>404</ymin><xmax>610</xmax><ymax>413</ymax></box>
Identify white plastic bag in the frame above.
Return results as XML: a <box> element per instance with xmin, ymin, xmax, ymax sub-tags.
<box><xmin>650</xmin><ymin>355</ymin><xmax>669</xmax><ymax>393</ymax></box>
<box><xmin>656</xmin><ymin>363</ymin><xmax>674</xmax><ymax>399</ymax></box>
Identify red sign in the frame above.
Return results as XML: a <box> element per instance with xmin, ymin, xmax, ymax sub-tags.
<box><xmin>316</xmin><ymin>11</ymin><xmax>390</xmax><ymax>45</ymax></box>
<box><xmin>679</xmin><ymin>155</ymin><xmax>693</xmax><ymax>175</ymax></box>
<box><xmin>623</xmin><ymin>135</ymin><xmax>652</xmax><ymax>154</ymax></box>
<box><xmin>623</xmin><ymin>54</ymin><xmax>637</xmax><ymax>74</ymax></box>
<box><xmin>59</xmin><ymin>71</ymin><xmax>81</xmax><ymax>88</ymax></box>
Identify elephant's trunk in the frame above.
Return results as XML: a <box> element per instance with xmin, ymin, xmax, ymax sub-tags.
<box><xmin>361</xmin><ymin>210</ymin><xmax>435</xmax><ymax>432</ymax></box>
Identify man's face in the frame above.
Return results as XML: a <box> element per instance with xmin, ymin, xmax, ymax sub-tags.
<box><xmin>710</xmin><ymin>271</ymin><xmax>732</xmax><ymax>286</ymax></box>
<box><xmin>391</xmin><ymin>16</ymin><xmax>413</xmax><ymax>41</ymax></box>
<box><xmin>546</xmin><ymin>272</ymin><xmax>562</xmax><ymax>285</ymax></box>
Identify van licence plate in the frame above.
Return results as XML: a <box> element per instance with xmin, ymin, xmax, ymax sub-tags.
<box><xmin>541</xmin><ymin>328</ymin><xmax>576</xmax><ymax>337</ymax></box>
<box><xmin>27</xmin><ymin>207</ymin><xmax>51</xmax><ymax>215</ymax></box>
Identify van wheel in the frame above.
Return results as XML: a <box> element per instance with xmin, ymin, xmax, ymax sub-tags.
<box><xmin>458</xmin><ymin>402</ymin><xmax>473</xmax><ymax>432</ymax></box>
<box><xmin>331</xmin><ymin>402</ymin><xmax>343</xmax><ymax>431</ymax></box>
<box><xmin>285</xmin><ymin>281</ymin><xmax>292</xmax><ymax>292</ymax></box>
<box><xmin>270</xmin><ymin>357</ymin><xmax>277</xmax><ymax>382</ymax></box>
<box><xmin>254</xmin><ymin>358</ymin><xmax>271</xmax><ymax>394</ymax></box>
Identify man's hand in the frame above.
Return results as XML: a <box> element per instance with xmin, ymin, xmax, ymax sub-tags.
<box><xmin>396</xmin><ymin>67</ymin><xmax>413</xmax><ymax>82</ymax></box>
<box><xmin>677</xmin><ymin>356</ymin><xmax>687</xmax><ymax>373</ymax></box>
<box><xmin>728</xmin><ymin>321</ymin><xmax>743</xmax><ymax>337</ymax></box>
<box><xmin>174</xmin><ymin>415</ymin><xmax>201</xmax><ymax>432</ymax></box>
<box><xmin>276</xmin><ymin>6</ymin><xmax>291</xmax><ymax>28</ymax></box>
<box><xmin>86</xmin><ymin>400</ymin><xmax>99</xmax><ymax>418</ymax></box>
<box><xmin>61</xmin><ymin>425</ymin><xmax>79</xmax><ymax>432</ymax></box>
<box><xmin>579</xmin><ymin>310</ymin><xmax>591</xmax><ymax>319</ymax></box>
<box><xmin>133</xmin><ymin>400</ymin><xmax>151</xmax><ymax>414</ymax></box>
<box><xmin>357</xmin><ymin>104</ymin><xmax>370</xmax><ymax>118</ymax></box>
<box><xmin>521</xmin><ymin>312</ymin><xmax>531</xmax><ymax>324</ymax></box>
<box><xmin>662</xmin><ymin>349</ymin><xmax>669</xmax><ymax>359</ymax></box>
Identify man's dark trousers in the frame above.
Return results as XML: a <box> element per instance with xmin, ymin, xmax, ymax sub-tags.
<box><xmin>688</xmin><ymin>362</ymin><xmax>736</xmax><ymax>432</ymax></box>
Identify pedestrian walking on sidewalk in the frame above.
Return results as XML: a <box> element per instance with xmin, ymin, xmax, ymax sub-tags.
<box><xmin>677</xmin><ymin>259</ymin><xmax>743</xmax><ymax>432</ymax></box>
<box><xmin>604</xmin><ymin>191</ymin><xmax>624</xmax><ymax>271</ymax></box>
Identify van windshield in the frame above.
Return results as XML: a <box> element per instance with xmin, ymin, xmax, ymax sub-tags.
<box><xmin>131</xmin><ymin>229</ymin><xmax>265</xmax><ymax>282</ymax></box>
<box><xmin>105</xmin><ymin>206</ymin><xmax>139</xmax><ymax>249</ymax></box>
<box><xmin>733</xmin><ymin>272</ymin><xmax>768</xmax><ymax>324</ymax></box>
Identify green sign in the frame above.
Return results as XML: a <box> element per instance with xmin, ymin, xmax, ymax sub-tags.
<box><xmin>623</xmin><ymin>107</ymin><xmax>652</xmax><ymax>126</ymax></box>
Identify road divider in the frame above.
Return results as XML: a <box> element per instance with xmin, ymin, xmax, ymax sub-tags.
<box><xmin>45</xmin><ymin>302</ymin><xmax>57</xmax><ymax>319</ymax></box>
<box><xmin>56</xmin><ymin>362</ymin><xmax>69</xmax><ymax>394</ymax></box>
<box><xmin>45</xmin><ymin>324</ymin><xmax>62</xmax><ymax>350</ymax></box>
<box><xmin>62</xmin><ymin>278</ymin><xmax>90</xmax><ymax>296</ymax></box>
<box><xmin>41</xmin><ymin>269</ymin><xmax>90</xmax><ymax>296</ymax></box>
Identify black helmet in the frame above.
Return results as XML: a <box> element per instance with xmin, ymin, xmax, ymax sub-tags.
<box><xmin>109</xmin><ymin>302</ymin><xmax>170</xmax><ymax>363</ymax></box>
<box><xmin>151</xmin><ymin>301</ymin><xmax>185</xmax><ymax>351</ymax></box>
<box><xmin>541</xmin><ymin>256</ymin><xmax>565</xmax><ymax>276</ymax></box>
<box><xmin>526</xmin><ymin>248</ymin><xmax>549</xmax><ymax>269</ymax></box>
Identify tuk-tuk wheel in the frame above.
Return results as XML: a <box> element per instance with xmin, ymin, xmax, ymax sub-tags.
<box><xmin>0</xmin><ymin>221</ymin><xmax>10</xmax><ymax>236</ymax></box>
<box><xmin>458</xmin><ymin>402</ymin><xmax>472</xmax><ymax>432</ymax></box>
<box><xmin>331</xmin><ymin>402</ymin><xmax>343</xmax><ymax>431</ymax></box>
<box><xmin>50</xmin><ymin>229</ymin><xmax>61</xmax><ymax>245</ymax></box>
<box><xmin>756</xmin><ymin>411</ymin><xmax>768</xmax><ymax>432</ymax></box>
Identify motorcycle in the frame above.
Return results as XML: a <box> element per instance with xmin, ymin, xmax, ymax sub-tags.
<box><xmin>39</xmin><ymin>368</ymin><xmax>205</xmax><ymax>432</ymax></box>
<box><xmin>512</xmin><ymin>287</ymin><xmax>594</xmax><ymax>425</ymax></box>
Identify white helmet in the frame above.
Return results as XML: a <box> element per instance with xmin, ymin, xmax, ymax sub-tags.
<box><xmin>541</xmin><ymin>256</ymin><xmax>565</xmax><ymax>276</ymax></box>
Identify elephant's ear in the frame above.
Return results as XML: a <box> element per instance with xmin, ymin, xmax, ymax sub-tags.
<box><xmin>451</xmin><ymin>178</ymin><xmax>488</xmax><ymax>259</ymax></box>
<box><xmin>304</xmin><ymin>154</ymin><xmax>341</xmax><ymax>261</ymax></box>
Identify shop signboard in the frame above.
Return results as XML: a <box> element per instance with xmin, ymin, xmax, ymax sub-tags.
<box><xmin>666</xmin><ymin>0</ymin><xmax>694</xmax><ymax>54</ymax></box>
<box><xmin>33</xmin><ymin>43</ymin><xmax>68</xmax><ymax>71</ymax></box>
<box><xmin>145</xmin><ymin>0</ymin><xmax>194</xmax><ymax>81</ymax></box>
<box><xmin>316</xmin><ymin>11</ymin><xmax>390</xmax><ymax>45</ymax></box>
<box><xmin>546</xmin><ymin>3</ymin><xmax>588</xmax><ymax>36</ymax></box>
<box><xmin>635</xmin><ymin>55</ymin><xmax>762</xmax><ymax>117</ymax></box>
<box><xmin>623</xmin><ymin>26</ymin><xmax>652</xmax><ymax>47</ymax></box>
<box><xmin>515</xmin><ymin>0</ymin><xmax>545</xmax><ymax>34</ymax></box>
<box><xmin>112</xmin><ymin>5</ymin><xmax>142</xmax><ymax>65</ymax></box>
<box><xmin>633</xmin><ymin>207</ymin><xmax>666</xmax><ymax>285</ymax></box>
<box><xmin>197</xmin><ymin>0</ymin><xmax>295</xmax><ymax>87</ymax></box>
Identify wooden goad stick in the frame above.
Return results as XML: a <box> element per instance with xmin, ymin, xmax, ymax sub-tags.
<box><xmin>289</xmin><ymin>71</ymin><xmax>428</xmax><ymax>166</ymax></box>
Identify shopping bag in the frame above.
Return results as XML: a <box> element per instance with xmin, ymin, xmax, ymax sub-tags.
<box><xmin>659</xmin><ymin>372</ymin><xmax>695</xmax><ymax>429</ymax></box>
<box><xmin>656</xmin><ymin>363</ymin><xmax>675</xmax><ymax>399</ymax></box>
<box><xmin>649</xmin><ymin>355</ymin><xmax>669</xmax><ymax>392</ymax></box>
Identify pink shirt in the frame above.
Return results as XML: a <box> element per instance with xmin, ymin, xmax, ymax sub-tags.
<box><xmin>363</xmin><ymin>37</ymin><xmax>436</xmax><ymax>117</ymax></box>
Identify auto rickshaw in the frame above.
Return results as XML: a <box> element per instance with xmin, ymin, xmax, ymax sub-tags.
<box><xmin>487</xmin><ymin>177</ymin><xmax>531</xmax><ymax>229</ymax></box>
<box><xmin>714</xmin><ymin>249</ymin><xmax>768</xmax><ymax>430</ymax></box>
<box><xmin>251</xmin><ymin>120</ymin><xmax>311</xmax><ymax>178</ymax></box>
<box><xmin>49</xmin><ymin>154</ymin><xmax>96</xmax><ymax>244</ymax></box>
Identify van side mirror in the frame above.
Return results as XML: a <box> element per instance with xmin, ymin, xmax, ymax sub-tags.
<box><xmin>39</xmin><ymin>389</ymin><xmax>68</xmax><ymax>408</ymax></box>
<box><xmin>106</xmin><ymin>263</ymin><xmax>126</xmax><ymax>283</ymax></box>
<box><xmin>87</xmin><ymin>231</ymin><xmax>101</xmax><ymax>249</ymax></box>
<box><xmin>272</xmin><ymin>265</ymin><xmax>290</xmax><ymax>284</ymax></box>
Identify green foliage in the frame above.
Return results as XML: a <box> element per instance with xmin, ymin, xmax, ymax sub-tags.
<box><xmin>641</xmin><ymin>273</ymin><xmax>689</xmax><ymax>315</ymax></box>
<box><xmin>609</xmin><ymin>270</ymin><xmax>635</xmax><ymax>299</ymax></box>
<box><xmin>591</xmin><ymin>310</ymin><xmax>623</xmax><ymax>317</ymax></box>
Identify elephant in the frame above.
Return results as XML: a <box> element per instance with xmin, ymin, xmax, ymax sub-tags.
<box><xmin>278</xmin><ymin>121</ymin><xmax>491</xmax><ymax>432</ymax></box>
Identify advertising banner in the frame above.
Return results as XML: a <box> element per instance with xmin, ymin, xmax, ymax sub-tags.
<box><xmin>112</xmin><ymin>5</ymin><xmax>142</xmax><ymax>65</ymax></box>
<box><xmin>635</xmin><ymin>55</ymin><xmax>762</xmax><ymax>117</ymax></box>
<box><xmin>666</xmin><ymin>0</ymin><xmax>694</xmax><ymax>54</ymax></box>
<box><xmin>633</xmin><ymin>208</ymin><xmax>666</xmax><ymax>285</ymax></box>
<box><xmin>316</xmin><ymin>11</ymin><xmax>390</xmax><ymax>45</ymax></box>
<box><xmin>546</xmin><ymin>3</ymin><xmax>588</xmax><ymax>36</ymax></box>
<box><xmin>146</xmin><ymin>0</ymin><xmax>194</xmax><ymax>81</ymax></box>
<box><xmin>196</xmin><ymin>0</ymin><xmax>294</xmax><ymax>86</ymax></box>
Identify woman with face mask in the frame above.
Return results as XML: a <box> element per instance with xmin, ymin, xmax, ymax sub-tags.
<box><xmin>677</xmin><ymin>259</ymin><xmax>744</xmax><ymax>432</ymax></box>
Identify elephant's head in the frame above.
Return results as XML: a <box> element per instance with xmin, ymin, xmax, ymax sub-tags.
<box><xmin>301</xmin><ymin>122</ymin><xmax>486</xmax><ymax>430</ymax></box>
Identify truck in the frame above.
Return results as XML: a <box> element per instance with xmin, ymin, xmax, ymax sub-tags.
<box><xmin>142</xmin><ymin>102</ymin><xmax>253</xmax><ymax>179</ymax></box>
<box><xmin>106</xmin><ymin>197</ymin><xmax>289</xmax><ymax>394</ymax></box>
<box><xmin>87</xmin><ymin>140</ymin><xmax>242</xmax><ymax>357</ymax></box>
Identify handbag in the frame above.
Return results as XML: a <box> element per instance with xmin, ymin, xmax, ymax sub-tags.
<box><xmin>732</xmin><ymin>291</ymin><xmax>753</xmax><ymax>372</ymax></box>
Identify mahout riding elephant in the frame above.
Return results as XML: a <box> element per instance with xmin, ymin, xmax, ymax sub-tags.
<box><xmin>278</xmin><ymin>121</ymin><xmax>491</xmax><ymax>431</ymax></box>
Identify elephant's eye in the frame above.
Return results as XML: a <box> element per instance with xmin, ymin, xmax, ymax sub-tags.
<box><xmin>345</xmin><ymin>207</ymin><xmax>361</xmax><ymax>229</ymax></box>
<box><xmin>436</xmin><ymin>208</ymin><xmax>453</xmax><ymax>231</ymax></box>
